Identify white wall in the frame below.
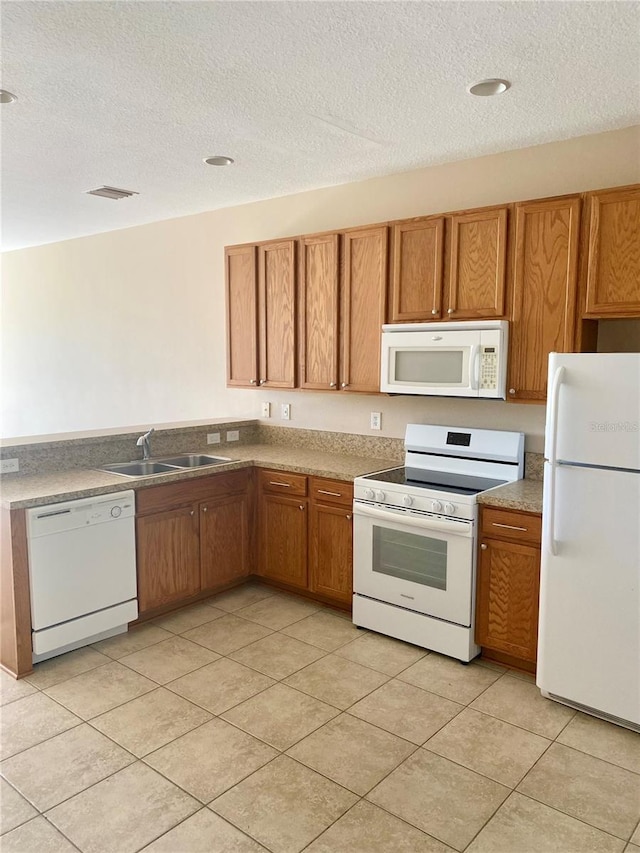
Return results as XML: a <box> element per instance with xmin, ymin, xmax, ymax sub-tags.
<box><xmin>2</xmin><ymin>125</ymin><xmax>639</xmax><ymax>450</ymax></box>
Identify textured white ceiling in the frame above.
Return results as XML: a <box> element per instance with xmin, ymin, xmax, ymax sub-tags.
<box><xmin>1</xmin><ymin>1</ymin><xmax>639</xmax><ymax>251</ymax></box>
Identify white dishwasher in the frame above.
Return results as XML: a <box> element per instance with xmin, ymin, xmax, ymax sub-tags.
<box><xmin>27</xmin><ymin>490</ymin><xmax>138</xmax><ymax>662</ymax></box>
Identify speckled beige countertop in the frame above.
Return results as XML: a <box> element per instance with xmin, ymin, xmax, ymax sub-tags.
<box><xmin>477</xmin><ymin>478</ymin><xmax>543</xmax><ymax>514</ymax></box>
<box><xmin>0</xmin><ymin>443</ymin><xmax>399</xmax><ymax>510</ymax></box>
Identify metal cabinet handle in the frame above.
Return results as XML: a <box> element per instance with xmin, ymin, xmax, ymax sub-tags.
<box><xmin>346</xmin><ymin>514</ymin><xmax>352</xmax><ymax>520</ymax></box>
<box><xmin>202</xmin><ymin>506</ymin><xmax>208</xmax><ymax>513</ymax></box>
<box><xmin>190</xmin><ymin>510</ymin><xmax>195</xmax><ymax>516</ymax></box>
<box><xmin>431</xmin><ymin>308</ymin><xmax>438</xmax><ymax>315</ymax></box>
<box><xmin>447</xmin><ymin>308</ymin><xmax>455</xmax><ymax>314</ymax></box>
<box><xmin>480</xmin><ymin>543</ymin><xmax>487</xmax><ymax>550</ymax></box>
<box><xmin>259</xmin><ymin>379</ymin><xmax>266</xmax><ymax>385</ymax></box>
<box><xmin>299</xmin><ymin>504</ymin><xmax>305</xmax><ymax>511</ymax></box>
<box><xmin>329</xmin><ymin>382</ymin><xmax>337</xmax><ymax>388</ymax></box>
<box><xmin>341</xmin><ymin>382</ymin><xmax>348</xmax><ymax>389</ymax></box>
<box><xmin>250</xmin><ymin>379</ymin><xmax>257</xmax><ymax>385</ymax></box>
<box><xmin>318</xmin><ymin>489</ymin><xmax>342</xmax><ymax>497</ymax></box>
<box><xmin>269</xmin><ymin>481</ymin><xmax>291</xmax><ymax>488</ymax></box>
<box><xmin>492</xmin><ymin>522</ymin><xmax>527</xmax><ymax>532</ymax></box>
<box><xmin>509</xmin><ymin>388</ymin><xmax>516</xmax><ymax>395</ymax></box>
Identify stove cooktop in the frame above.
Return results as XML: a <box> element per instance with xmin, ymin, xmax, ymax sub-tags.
<box><xmin>362</xmin><ymin>466</ymin><xmax>507</xmax><ymax>496</ymax></box>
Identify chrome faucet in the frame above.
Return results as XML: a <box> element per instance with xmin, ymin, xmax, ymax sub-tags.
<box><xmin>136</xmin><ymin>428</ymin><xmax>155</xmax><ymax>461</ymax></box>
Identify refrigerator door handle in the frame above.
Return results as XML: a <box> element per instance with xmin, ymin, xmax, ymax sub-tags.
<box><xmin>545</xmin><ymin>365</ymin><xmax>566</xmax><ymax>556</ymax></box>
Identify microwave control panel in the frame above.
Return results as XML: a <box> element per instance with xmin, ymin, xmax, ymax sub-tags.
<box><xmin>480</xmin><ymin>347</ymin><xmax>498</xmax><ymax>390</ymax></box>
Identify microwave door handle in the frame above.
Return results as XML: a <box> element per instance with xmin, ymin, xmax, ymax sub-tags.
<box><xmin>354</xmin><ymin>502</ymin><xmax>473</xmax><ymax>537</ymax></box>
<box><xmin>470</xmin><ymin>345</ymin><xmax>480</xmax><ymax>391</ymax></box>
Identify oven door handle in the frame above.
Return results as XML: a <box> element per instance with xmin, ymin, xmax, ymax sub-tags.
<box><xmin>353</xmin><ymin>502</ymin><xmax>473</xmax><ymax>537</ymax></box>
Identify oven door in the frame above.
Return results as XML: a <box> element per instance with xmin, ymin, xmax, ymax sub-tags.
<box><xmin>353</xmin><ymin>501</ymin><xmax>475</xmax><ymax>626</ymax></box>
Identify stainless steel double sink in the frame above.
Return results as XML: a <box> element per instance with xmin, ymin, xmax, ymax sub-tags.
<box><xmin>100</xmin><ymin>454</ymin><xmax>232</xmax><ymax>478</ymax></box>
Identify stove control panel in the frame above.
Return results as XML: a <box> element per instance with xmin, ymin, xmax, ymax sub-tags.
<box><xmin>353</xmin><ymin>482</ymin><xmax>476</xmax><ymax>521</ymax></box>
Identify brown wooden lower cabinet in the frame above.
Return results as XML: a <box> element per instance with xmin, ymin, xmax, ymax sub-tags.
<box><xmin>256</xmin><ymin>471</ymin><xmax>353</xmax><ymax>607</ymax></box>
<box><xmin>200</xmin><ymin>493</ymin><xmax>250</xmax><ymax>590</ymax></box>
<box><xmin>475</xmin><ymin>506</ymin><xmax>542</xmax><ymax>671</ymax></box>
<box><xmin>136</xmin><ymin>506</ymin><xmax>200</xmax><ymax>612</ymax></box>
<box><xmin>135</xmin><ymin>469</ymin><xmax>252</xmax><ymax>617</ymax></box>
<box><xmin>309</xmin><ymin>488</ymin><xmax>353</xmax><ymax>605</ymax></box>
<box><xmin>257</xmin><ymin>493</ymin><xmax>308</xmax><ymax>589</ymax></box>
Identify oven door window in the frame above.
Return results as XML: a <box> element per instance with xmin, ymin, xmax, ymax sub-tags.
<box><xmin>373</xmin><ymin>526</ymin><xmax>447</xmax><ymax>590</ymax></box>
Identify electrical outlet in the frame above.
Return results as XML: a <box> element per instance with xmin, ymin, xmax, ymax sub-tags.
<box><xmin>207</xmin><ymin>432</ymin><xmax>221</xmax><ymax>444</ymax></box>
<box><xmin>0</xmin><ymin>458</ymin><xmax>19</xmax><ymax>473</ymax></box>
<box><xmin>261</xmin><ymin>402</ymin><xmax>271</xmax><ymax>418</ymax></box>
<box><xmin>227</xmin><ymin>430</ymin><xmax>240</xmax><ymax>442</ymax></box>
<box><xmin>281</xmin><ymin>403</ymin><xmax>291</xmax><ymax>421</ymax></box>
<box><xmin>370</xmin><ymin>412</ymin><xmax>382</xmax><ymax>430</ymax></box>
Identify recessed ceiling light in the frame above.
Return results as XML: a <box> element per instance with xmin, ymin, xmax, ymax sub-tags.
<box><xmin>0</xmin><ymin>90</ymin><xmax>18</xmax><ymax>104</ymax></box>
<box><xmin>468</xmin><ymin>79</ymin><xmax>511</xmax><ymax>97</ymax></box>
<box><xmin>204</xmin><ymin>156</ymin><xmax>234</xmax><ymax>166</ymax></box>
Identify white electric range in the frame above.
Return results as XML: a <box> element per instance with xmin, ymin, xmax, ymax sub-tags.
<box><xmin>352</xmin><ymin>423</ymin><xmax>524</xmax><ymax>662</ymax></box>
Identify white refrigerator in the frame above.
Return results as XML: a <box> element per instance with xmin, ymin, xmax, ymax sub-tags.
<box><xmin>537</xmin><ymin>352</ymin><xmax>640</xmax><ymax>731</ymax></box>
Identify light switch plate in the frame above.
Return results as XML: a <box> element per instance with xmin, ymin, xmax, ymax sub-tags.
<box><xmin>281</xmin><ymin>403</ymin><xmax>291</xmax><ymax>421</ymax></box>
<box><xmin>261</xmin><ymin>402</ymin><xmax>271</xmax><ymax>418</ymax></box>
<box><xmin>207</xmin><ymin>433</ymin><xmax>221</xmax><ymax>444</ymax></box>
<box><xmin>370</xmin><ymin>412</ymin><xmax>382</xmax><ymax>430</ymax></box>
<box><xmin>227</xmin><ymin>430</ymin><xmax>240</xmax><ymax>442</ymax></box>
<box><xmin>0</xmin><ymin>458</ymin><xmax>19</xmax><ymax>473</ymax></box>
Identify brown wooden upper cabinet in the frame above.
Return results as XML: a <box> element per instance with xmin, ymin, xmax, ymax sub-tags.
<box><xmin>225</xmin><ymin>245</ymin><xmax>258</xmax><ymax>387</ymax></box>
<box><xmin>389</xmin><ymin>206</ymin><xmax>508</xmax><ymax>322</ymax></box>
<box><xmin>583</xmin><ymin>186</ymin><xmax>640</xmax><ymax>317</ymax></box>
<box><xmin>341</xmin><ymin>225</ymin><xmax>388</xmax><ymax>393</ymax></box>
<box><xmin>298</xmin><ymin>233</ymin><xmax>340</xmax><ymax>390</ymax></box>
<box><xmin>446</xmin><ymin>207</ymin><xmax>508</xmax><ymax>319</ymax></box>
<box><xmin>225</xmin><ymin>239</ymin><xmax>296</xmax><ymax>388</ymax></box>
<box><xmin>258</xmin><ymin>240</ymin><xmax>297</xmax><ymax>388</ymax></box>
<box><xmin>508</xmin><ymin>196</ymin><xmax>581</xmax><ymax>403</ymax></box>
<box><xmin>390</xmin><ymin>217</ymin><xmax>444</xmax><ymax>321</ymax></box>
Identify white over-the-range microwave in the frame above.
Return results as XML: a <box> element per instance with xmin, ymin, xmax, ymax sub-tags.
<box><xmin>380</xmin><ymin>320</ymin><xmax>508</xmax><ymax>398</ymax></box>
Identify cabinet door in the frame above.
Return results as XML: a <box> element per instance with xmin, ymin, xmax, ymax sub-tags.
<box><xmin>258</xmin><ymin>240</ymin><xmax>296</xmax><ymax>388</ymax></box>
<box><xmin>447</xmin><ymin>207</ymin><xmax>508</xmax><ymax>319</ymax></box>
<box><xmin>299</xmin><ymin>234</ymin><xmax>340</xmax><ymax>390</ymax></box>
<box><xmin>508</xmin><ymin>196</ymin><xmax>581</xmax><ymax>402</ymax></box>
<box><xmin>258</xmin><ymin>494</ymin><xmax>308</xmax><ymax>588</ymax></box>
<box><xmin>476</xmin><ymin>538</ymin><xmax>540</xmax><ymax>663</ymax></box>
<box><xmin>226</xmin><ymin>245</ymin><xmax>258</xmax><ymax>387</ymax></box>
<box><xmin>310</xmin><ymin>503</ymin><xmax>353</xmax><ymax>605</ymax></box>
<box><xmin>341</xmin><ymin>226</ymin><xmax>388</xmax><ymax>393</ymax></box>
<box><xmin>200</xmin><ymin>494</ymin><xmax>250</xmax><ymax>591</ymax></box>
<box><xmin>390</xmin><ymin>218</ymin><xmax>444</xmax><ymax>321</ymax></box>
<box><xmin>584</xmin><ymin>186</ymin><xmax>640</xmax><ymax>316</ymax></box>
<box><xmin>136</xmin><ymin>506</ymin><xmax>200</xmax><ymax>613</ymax></box>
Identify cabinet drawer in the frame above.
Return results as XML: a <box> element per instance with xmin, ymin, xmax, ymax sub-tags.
<box><xmin>259</xmin><ymin>469</ymin><xmax>307</xmax><ymax>497</ymax></box>
<box><xmin>137</xmin><ymin>468</ymin><xmax>250</xmax><ymax>515</ymax></box>
<box><xmin>481</xmin><ymin>507</ymin><xmax>542</xmax><ymax>544</ymax></box>
<box><xmin>310</xmin><ymin>477</ymin><xmax>353</xmax><ymax>508</ymax></box>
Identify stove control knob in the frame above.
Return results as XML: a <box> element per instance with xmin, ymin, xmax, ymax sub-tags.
<box><xmin>375</xmin><ymin>490</ymin><xmax>386</xmax><ymax>502</ymax></box>
<box><xmin>444</xmin><ymin>502</ymin><xmax>456</xmax><ymax>515</ymax></box>
<box><xmin>402</xmin><ymin>494</ymin><xmax>414</xmax><ymax>507</ymax></box>
<box><xmin>431</xmin><ymin>500</ymin><xmax>443</xmax><ymax>513</ymax></box>
<box><xmin>364</xmin><ymin>488</ymin><xmax>375</xmax><ymax>500</ymax></box>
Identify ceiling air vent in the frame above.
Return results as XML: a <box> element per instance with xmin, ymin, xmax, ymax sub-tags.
<box><xmin>85</xmin><ymin>186</ymin><xmax>139</xmax><ymax>200</ymax></box>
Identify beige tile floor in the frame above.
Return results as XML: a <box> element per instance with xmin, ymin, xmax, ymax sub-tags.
<box><xmin>1</xmin><ymin>583</ymin><xmax>639</xmax><ymax>853</ymax></box>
